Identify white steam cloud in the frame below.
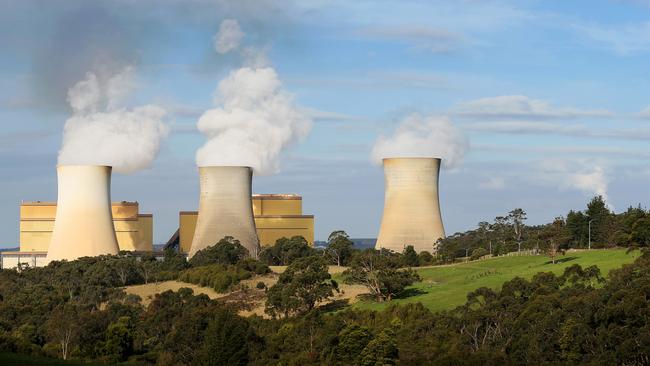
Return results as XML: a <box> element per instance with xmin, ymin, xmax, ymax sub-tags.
<box><xmin>196</xmin><ymin>20</ymin><xmax>312</xmax><ymax>175</ymax></box>
<box><xmin>371</xmin><ymin>114</ymin><xmax>468</xmax><ymax>169</ymax></box>
<box><xmin>539</xmin><ymin>159</ymin><xmax>610</xmax><ymax>203</ymax></box>
<box><xmin>58</xmin><ymin>67</ymin><xmax>168</xmax><ymax>174</ymax></box>
<box><xmin>214</xmin><ymin>19</ymin><xmax>244</xmax><ymax>54</ymax></box>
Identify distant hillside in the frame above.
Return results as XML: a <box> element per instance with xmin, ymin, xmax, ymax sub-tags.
<box><xmin>345</xmin><ymin>249</ymin><xmax>639</xmax><ymax>312</ymax></box>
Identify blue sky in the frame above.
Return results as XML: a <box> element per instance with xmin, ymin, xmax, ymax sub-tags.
<box><xmin>2</xmin><ymin>0</ymin><xmax>650</xmax><ymax>246</ymax></box>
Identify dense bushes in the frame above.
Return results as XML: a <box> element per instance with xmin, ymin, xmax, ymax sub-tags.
<box><xmin>259</xmin><ymin>236</ymin><xmax>316</xmax><ymax>265</ymax></box>
<box><xmin>189</xmin><ymin>236</ymin><xmax>249</xmax><ymax>267</ymax></box>
<box><xmin>178</xmin><ymin>264</ymin><xmax>252</xmax><ymax>293</ymax></box>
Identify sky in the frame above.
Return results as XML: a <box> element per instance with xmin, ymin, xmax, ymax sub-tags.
<box><xmin>2</xmin><ymin>0</ymin><xmax>650</xmax><ymax>246</ymax></box>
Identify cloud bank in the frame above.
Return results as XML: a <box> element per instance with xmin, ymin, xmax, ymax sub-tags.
<box><xmin>195</xmin><ymin>19</ymin><xmax>312</xmax><ymax>175</ymax></box>
<box><xmin>454</xmin><ymin>95</ymin><xmax>612</xmax><ymax>120</ymax></box>
<box><xmin>371</xmin><ymin>114</ymin><xmax>468</xmax><ymax>169</ymax></box>
<box><xmin>58</xmin><ymin>67</ymin><xmax>168</xmax><ymax>174</ymax></box>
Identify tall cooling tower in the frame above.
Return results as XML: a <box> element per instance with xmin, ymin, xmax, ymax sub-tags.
<box><xmin>47</xmin><ymin>165</ymin><xmax>120</xmax><ymax>262</ymax></box>
<box><xmin>375</xmin><ymin>158</ymin><xmax>445</xmax><ymax>253</ymax></box>
<box><xmin>189</xmin><ymin>166</ymin><xmax>260</xmax><ymax>258</ymax></box>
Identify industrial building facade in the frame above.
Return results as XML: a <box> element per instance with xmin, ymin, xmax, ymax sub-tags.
<box><xmin>179</xmin><ymin>194</ymin><xmax>314</xmax><ymax>253</ymax></box>
<box><xmin>19</xmin><ymin>201</ymin><xmax>153</xmax><ymax>252</ymax></box>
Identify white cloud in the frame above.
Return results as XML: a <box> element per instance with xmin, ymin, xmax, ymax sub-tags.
<box><xmin>214</xmin><ymin>19</ymin><xmax>245</xmax><ymax>54</ymax></box>
<box><xmin>465</xmin><ymin>120</ymin><xmax>650</xmax><ymax>141</ymax></box>
<box><xmin>454</xmin><ymin>95</ymin><xmax>612</xmax><ymax>120</ymax></box>
<box><xmin>479</xmin><ymin>176</ymin><xmax>506</xmax><ymax>190</ymax></box>
<box><xmin>371</xmin><ymin>114</ymin><xmax>468</xmax><ymax>169</ymax></box>
<box><xmin>638</xmin><ymin>106</ymin><xmax>650</xmax><ymax>119</ymax></box>
<box><xmin>537</xmin><ymin>159</ymin><xmax>610</xmax><ymax>203</ymax></box>
<box><xmin>574</xmin><ymin>21</ymin><xmax>650</xmax><ymax>55</ymax></box>
<box><xmin>359</xmin><ymin>25</ymin><xmax>462</xmax><ymax>53</ymax></box>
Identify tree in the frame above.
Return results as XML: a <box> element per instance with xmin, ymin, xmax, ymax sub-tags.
<box><xmin>402</xmin><ymin>245</ymin><xmax>419</xmax><ymax>267</ymax></box>
<box><xmin>333</xmin><ymin>324</ymin><xmax>373</xmax><ymax>363</ymax></box>
<box><xmin>325</xmin><ymin>230</ymin><xmax>354</xmax><ymax>266</ymax></box>
<box><xmin>470</xmin><ymin>247</ymin><xmax>489</xmax><ymax>261</ymax></box>
<box><xmin>344</xmin><ymin>249</ymin><xmax>421</xmax><ymax>302</ymax></box>
<box><xmin>508</xmin><ymin>208</ymin><xmax>527</xmax><ymax>252</ymax></box>
<box><xmin>190</xmin><ymin>236</ymin><xmax>249</xmax><ymax>267</ymax></box>
<box><xmin>540</xmin><ymin>217</ymin><xmax>570</xmax><ymax>264</ymax></box>
<box><xmin>359</xmin><ymin>327</ymin><xmax>399</xmax><ymax>366</ymax></box>
<box><xmin>265</xmin><ymin>256</ymin><xmax>338</xmax><ymax>317</ymax></box>
<box><xmin>259</xmin><ymin>236</ymin><xmax>316</xmax><ymax>265</ymax></box>
<box><xmin>45</xmin><ymin>304</ymin><xmax>80</xmax><ymax>360</ymax></box>
<box><xmin>195</xmin><ymin>309</ymin><xmax>252</xmax><ymax>366</ymax></box>
<box><xmin>566</xmin><ymin>210</ymin><xmax>589</xmax><ymax>248</ymax></box>
<box><xmin>101</xmin><ymin>316</ymin><xmax>134</xmax><ymax>362</ymax></box>
<box><xmin>477</xmin><ymin>221</ymin><xmax>493</xmax><ymax>255</ymax></box>
<box><xmin>417</xmin><ymin>251</ymin><xmax>434</xmax><ymax>266</ymax></box>
<box><xmin>139</xmin><ymin>253</ymin><xmax>158</xmax><ymax>284</ymax></box>
<box><xmin>586</xmin><ymin>195</ymin><xmax>612</xmax><ymax>247</ymax></box>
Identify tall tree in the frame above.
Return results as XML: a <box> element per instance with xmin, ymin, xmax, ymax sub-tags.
<box><xmin>540</xmin><ymin>217</ymin><xmax>571</xmax><ymax>264</ymax></box>
<box><xmin>325</xmin><ymin>230</ymin><xmax>354</xmax><ymax>266</ymax></box>
<box><xmin>265</xmin><ymin>256</ymin><xmax>338</xmax><ymax>317</ymax></box>
<box><xmin>508</xmin><ymin>208</ymin><xmax>527</xmax><ymax>252</ymax></box>
<box><xmin>586</xmin><ymin>195</ymin><xmax>612</xmax><ymax>247</ymax></box>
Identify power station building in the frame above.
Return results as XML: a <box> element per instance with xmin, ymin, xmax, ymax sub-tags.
<box><xmin>19</xmin><ymin>201</ymin><xmax>153</xmax><ymax>253</ymax></box>
<box><xmin>179</xmin><ymin>194</ymin><xmax>314</xmax><ymax>253</ymax></box>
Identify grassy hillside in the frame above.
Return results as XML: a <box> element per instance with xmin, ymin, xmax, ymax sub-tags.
<box><xmin>349</xmin><ymin>249</ymin><xmax>639</xmax><ymax>312</ymax></box>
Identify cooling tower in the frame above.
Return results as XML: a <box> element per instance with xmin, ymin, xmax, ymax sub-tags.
<box><xmin>188</xmin><ymin>166</ymin><xmax>260</xmax><ymax>258</ymax></box>
<box><xmin>375</xmin><ymin>158</ymin><xmax>445</xmax><ymax>254</ymax></box>
<box><xmin>47</xmin><ymin>165</ymin><xmax>120</xmax><ymax>262</ymax></box>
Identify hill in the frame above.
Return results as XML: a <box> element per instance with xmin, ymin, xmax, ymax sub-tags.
<box><xmin>348</xmin><ymin>248</ymin><xmax>639</xmax><ymax>312</ymax></box>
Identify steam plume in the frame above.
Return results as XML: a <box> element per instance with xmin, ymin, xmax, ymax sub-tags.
<box><xmin>371</xmin><ymin>114</ymin><xmax>468</xmax><ymax>169</ymax></box>
<box><xmin>58</xmin><ymin>67</ymin><xmax>168</xmax><ymax>174</ymax></box>
<box><xmin>214</xmin><ymin>19</ymin><xmax>244</xmax><ymax>54</ymax></box>
<box><xmin>196</xmin><ymin>20</ymin><xmax>311</xmax><ymax>175</ymax></box>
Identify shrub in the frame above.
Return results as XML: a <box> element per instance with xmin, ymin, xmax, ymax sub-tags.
<box><xmin>178</xmin><ymin>265</ymin><xmax>252</xmax><ymax>293</ymax></box>
<box><xmin>470</xmin><ymin>248</ymin><xmax>489</xmax><ymax>261</ymax></box>
<box><xmin>236</xmin><ymin>258</ymin><xmax>271</xmax><ymax>275</ymax></box>
<box><xmin>417</xmin><ymin>251</ymin><xmax>434</xmax><ymax>266</ymax></box>
<box><xmin>189</xmin><ymin>236</ymin><xmax>249</xmax><ymax>267</ymax></box>
<box><xmin>256</xmin><ymin>282</ymin><xmax>266</xmax><ymax>290</ymax></box>
<box><xmin>258</xmin><ymin>236</ymin><xmax>317</xmax><ymax>266</ymax></box>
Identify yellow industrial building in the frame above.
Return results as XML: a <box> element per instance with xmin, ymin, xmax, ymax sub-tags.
<box><xmin>19</xmin><ymin>201</ymin><xmax>153</xmax><ymax>252</ymax></box>
<box><xmin>179</xmin><ymin>194</ymin><xmax>314</xmax><ymax>253</ymax></box>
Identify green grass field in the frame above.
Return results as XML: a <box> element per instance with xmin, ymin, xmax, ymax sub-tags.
<box><xmin>347</xmin><ymin>249</ymin><xmax>639</xmax><ymax>313</ymax></box>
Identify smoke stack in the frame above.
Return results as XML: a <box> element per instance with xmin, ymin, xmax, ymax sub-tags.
<box><xmin>189</xmin><ymin>166</ymin><xmax>260</xmax><ymax>258</ymax></box>
<box><xmin>47</xmin><ymin>165</ymin><xmax>120</xmax><ymax>262</ymax></box>
<box><xmin>375</xmin><ymin>158</ymin><xmax>445</xmax><ymax>253</ymax></box>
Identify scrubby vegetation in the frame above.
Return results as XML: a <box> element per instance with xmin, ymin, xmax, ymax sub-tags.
<box><xmin>2</xmin><ymin>196</ymin><xmax>650</xmax><ymax>365</ymax></box>
<box><xmin>4</xmin><ymin>249</ymin><xmax>649</xmax><ymax>365</ymax></box>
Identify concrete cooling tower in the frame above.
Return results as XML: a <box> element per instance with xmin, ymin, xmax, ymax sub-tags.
<box><xmin>47</xmin><ymin>165</ymin><xmax>120</xmax><ymax>262</ymax></box>
<box><xmin>188</xmin><ymin>166</ymin><xmax>260</xmax><ymax>258</ymax></box>
<box><xmin>375</xmin><ymin>158</ymin><xmax>445</xmax><ymax>254</ymax></box>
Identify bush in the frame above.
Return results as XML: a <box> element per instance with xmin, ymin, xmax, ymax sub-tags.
<box><xmin>402</xmin><ymin>246</ymin><xmax>419</xmax><ymax>267</ymax></box>
<box><xmin>259</xmin><ymin>236</ymin><xmax>317</xmax><ymax>266</ymax></box>
<box><xmin>236</xmin><ymin>258</ymin><xmax>271</xmax><ymax>275</ymax></box>
<box><xmin>470</xmin><ymin>248</ymin><xmax>489</xmax><ymax>261</ymax></box>
<box><xmin>256</xmin><ymin>282</ymin><xmax>266</xmax><ymax>290</ymax></box>
<box><xmin>178</xmin><ymin>265</ymin><xmax>252</xmax><ymax>293</ymax></box>
<box><xmin>189</xmin><ymin>236</ymin><xmax>249</xmax><ymax>267</ymax></box>
<box><xmin>417</xmin><ymin>251</ymin><xmax>434</xmax><ymax>266</ymax></box>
